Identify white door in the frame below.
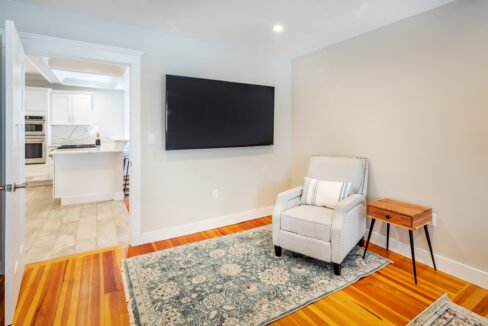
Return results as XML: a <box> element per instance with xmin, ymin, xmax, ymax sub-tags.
<box><xmin>2</xmin><ymin>20</ymin><xmax>27</xmax><ymax>325</ymax></box>
<box><xmin>51</xmin><ymin>92</ymin><xmax>71</xmax><ymax>124</ymax></box>
<box><xmin>71</xmin><ymin>94</ymin><xmax>92</xmax><ymax>125</ymax></box>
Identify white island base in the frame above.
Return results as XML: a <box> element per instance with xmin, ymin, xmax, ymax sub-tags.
<box><xmin>52</xmin><ymin>148</ymin><xmax>124</xmax><ymax>206</ymax></box>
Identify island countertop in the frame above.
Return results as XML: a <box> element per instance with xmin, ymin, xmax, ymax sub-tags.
<box><xmin>51</xmin><ymin>147</ymin><xmax>124</xmax><ymax>155</ymax></box>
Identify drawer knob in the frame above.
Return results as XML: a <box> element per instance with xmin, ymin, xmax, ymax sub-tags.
<box><xmin>385</xmin><ymin>215</ymin><xmax>390</xmax><ymax>219</ymax></box>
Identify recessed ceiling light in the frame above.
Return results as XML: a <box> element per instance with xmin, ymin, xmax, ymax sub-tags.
<box><xmin>273</xmin><ymin>24</ymin><xmax>284</xmax><ymax>33</ymax></box>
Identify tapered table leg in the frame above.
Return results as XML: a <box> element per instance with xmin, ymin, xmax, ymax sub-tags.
<box><xmin>363</xmin><ymin>219</ymin><xmax>376</xmax><ymax>258</ymax></box>
<box><xmin>409</xmin><ymin>230</ymin><xmax>417</xmax><ymax>284</ymax></box>
<box><xmin>424</xmin><ymin>225</ymin><xmax>437</xmax><ymax>270</ymax></box>
<box><xmin>386</xmin><ymin>223</ymin><xmax>390</xmax><ymax>251</ymax></box>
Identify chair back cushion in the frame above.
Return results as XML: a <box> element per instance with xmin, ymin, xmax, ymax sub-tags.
<box><xmin>306</xmin><ymin>156</ymin><xmax>368</xmax><ymax>196</ymax></box>
<box><xmin>301</xmin><ymin>177</ymin><xmax>352</xmax><ymax>209</ymax></box>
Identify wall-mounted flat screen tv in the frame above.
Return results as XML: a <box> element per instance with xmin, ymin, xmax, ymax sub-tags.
<box><xmin>165</xmin><ymin>75</ymin><xmax>275</xmax><ymax>150</ymax></box>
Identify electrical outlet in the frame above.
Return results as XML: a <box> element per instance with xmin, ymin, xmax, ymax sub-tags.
<box><xmin>212</xmin><ymin>189</ymin><xmax>219</xmax><ymax>199</ymax></box>
<box><xmin>429</xmin><ymin>213</ymin><xmax>437</xmax><ymax>227</ymax></box>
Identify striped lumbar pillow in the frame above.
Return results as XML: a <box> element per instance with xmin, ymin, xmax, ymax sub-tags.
<box><xmin>301</xmin><ymin>177</ymin><xmax>352</xmax><ymax>209</ymax></box>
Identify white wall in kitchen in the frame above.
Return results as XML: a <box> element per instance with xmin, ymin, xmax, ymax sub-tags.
<box><xmin>26</xmin><ymin>78</ymin><xmax>126</xmax><ymax>145</ymax></box>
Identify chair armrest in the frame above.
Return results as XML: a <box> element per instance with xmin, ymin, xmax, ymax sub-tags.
<box><xmin>276</xmin><ymin>186</ymin><xmax>303</xmax><ymax>203</ymax></box>
<box><xmin>331</xmin><ymin>194</ymin><xmax>367</xmax><ymax>263</ymax></box>
<box><xmin>335</xmin><ymin>194</ymin><xmax>366</xmax><ymax>214</ymax></box>
<box><xmin>272</xmin><ymin>186</ymin><xmax>303</xmax><ymax>245</ymax></box>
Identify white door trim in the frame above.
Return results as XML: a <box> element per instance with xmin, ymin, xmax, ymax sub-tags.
<box><xmin>0</xmin><ymin>28</ymin><xmax>145</xmax><ymax>246</ymax></box>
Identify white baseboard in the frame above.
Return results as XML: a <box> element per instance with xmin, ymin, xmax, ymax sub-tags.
<box><xmin>133</xmin><ymin>206</ymin><xmax>274</xmax><ymax>246</ymax></box>
<box><xmin>369</xmin><ymin>230</ymin><xmax>488</xmax><ymax>290</ymax></box>
<box><xmin>26</xmin><ymin>180</ymin><xmax>52</xmax><ymax>187</ymax></box>
<box><xmin>60</xmin><ymin>192</ymin><xmax>124</xmax><ymax>206</ymax></box>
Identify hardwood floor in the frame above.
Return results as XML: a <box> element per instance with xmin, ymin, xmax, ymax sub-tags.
<box><xmin>123</xmin><ymin>195</ymin><xmax>129</xmax><ymax>211</ymax></box>
<box><xmin>12</xmin><ymin>216</ymin><xmax>488</xmax><ymax>325</ymax></box>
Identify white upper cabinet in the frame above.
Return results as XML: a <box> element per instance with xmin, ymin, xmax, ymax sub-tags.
<box><xmin>51</xmin><ymin>92</ymin><xmax>92</xmax><ymax>125</ymax></box>
<box><xmin>71</xmin><ymin>94</ymin><xmax>92</xmax><ymax>125</ymax></box>
<box><xmin>51</xmin><ymin>93</ymin><xmax>71</xmax><ymax>124</ymax></box>
<box><xmin>25</xmin><ymin>87</ymin><xmax>51</xmax><ymax>114</ymax></box>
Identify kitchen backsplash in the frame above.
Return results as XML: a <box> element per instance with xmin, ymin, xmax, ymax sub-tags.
<box><xmin>50</xmin><ymin>125</ymin><xmax>97</xmax><ymax>145</ymax></box>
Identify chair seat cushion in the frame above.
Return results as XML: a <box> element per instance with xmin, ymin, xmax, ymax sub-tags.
<box><xmin>281</xmin><ymin>205</ymin><xmax>334</xmax><ymax>242</ymax></box>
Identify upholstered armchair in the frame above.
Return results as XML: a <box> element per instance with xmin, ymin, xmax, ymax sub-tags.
<box><xmin>272</xmin><ymin>156</ymin><xmax>368</xmax><ymax>275</ymax></box>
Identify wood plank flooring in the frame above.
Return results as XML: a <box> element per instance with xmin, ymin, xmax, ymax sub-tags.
<box><xmin>12</xmin><ymin>216</ymin><xmax>488</xmax><ymax>325</ymax></box>
<box><xmin>123</xmin><ymin>196</ymin><xmax>130</xmax><ymax>211</ymax></box>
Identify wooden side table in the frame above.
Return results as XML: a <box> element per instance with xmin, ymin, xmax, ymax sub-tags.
<box><xmin>362</xmin><ymin>198</ymin><xmax>437</xmax><ymax>284</ymax></box>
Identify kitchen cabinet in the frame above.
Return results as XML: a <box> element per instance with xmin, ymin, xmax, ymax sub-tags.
<box><xmin>25</xmin><ymin>87</ymin><xmax>51</xmax><ymax>182</ymax></box>
<box><xmin>71</xmin><ymin>94</ymin><xmax>92</xmax><ymax>125</ymax></box>
<box><xmin>51</xmin><ymin>93</ymin><xmax>71</xmax><ymax>124</ymax></box>
<box><xmin>25</xmin><ymin>162</ymin><xmax>50</xmax><ymax>182</ymax></box>
<box><xmin>51</xmin><ymin>92</ymin><xmax>92</xmax><ymax>125</ymax></box>
<box><xmin>25</xmin><ymin>87</ymin><xmax>51</xmax><ymax>114</ymax></box>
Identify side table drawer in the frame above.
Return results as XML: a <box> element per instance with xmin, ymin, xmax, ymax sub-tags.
<box><xmin>368</xmin><ymin>206</ymin><xmax>412</xmax><ymax>228</ymax></box>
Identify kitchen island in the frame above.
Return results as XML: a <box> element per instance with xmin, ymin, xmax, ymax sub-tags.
<box><xmin>52</xmin><ymin>147</ymin><xmax>124</xmax><ymax>206</ymax></box>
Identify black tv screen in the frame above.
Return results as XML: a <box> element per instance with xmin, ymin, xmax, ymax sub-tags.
<box><xmin>165</xmin><ymin>75</ymin><xmax>275</xmax><ymax>150</ymax></box>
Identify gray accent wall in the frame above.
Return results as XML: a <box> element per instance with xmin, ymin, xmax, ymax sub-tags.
<box><xmin>291</xmin><ymin>0</ymin><xmax>488</xmax><ymax>272</ymax></box>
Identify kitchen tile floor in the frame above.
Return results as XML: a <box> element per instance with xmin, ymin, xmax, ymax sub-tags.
<box><xmin>24</xmin><ymin>185</ymin><xmax>130</xmax><ymax>264</ymax></box>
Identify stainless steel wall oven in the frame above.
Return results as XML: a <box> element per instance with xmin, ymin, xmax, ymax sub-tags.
<box><xmin>25</xmin><ymin>115</ymin><xmax>47</xmax><ymax>164</ymax></box>
<box><xmin>25</xmin><ymin>115</ymin><xmax>46</xmax><ymax>137</ymax></box>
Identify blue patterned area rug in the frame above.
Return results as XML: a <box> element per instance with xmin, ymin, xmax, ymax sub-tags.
<box><xmin>122</xmin><ymin>225</ymin><xmax>390</xmax><ymax>325</ymax></box>
<box><xmin>408</xmin><ymin>294</ymin><xmax>488</xmax><ymax>326</ymax></box>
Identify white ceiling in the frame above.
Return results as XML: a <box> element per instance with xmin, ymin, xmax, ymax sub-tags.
<box><xmin>18</xmin><ymin>0</ymin><xmax>454</xmax><ymax>57</ymax></box>
<box><xmin>48</xmin><ymin>58</ymin><xmax>127</xmax><ymax>76</ymax></box>
<box><xmin>25</xmin><ymin>55</ymin><xmax>128</xmax><ymax>90</ymax></box>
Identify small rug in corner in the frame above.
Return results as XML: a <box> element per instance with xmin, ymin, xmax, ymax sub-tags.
<box><xmin>122</xmin><ymin>225</ymin><xmax>390</xmax><ymax>325</ymax></box>
<box><xmin>408</xmin><ymin>294</ymin><xmax>488</xmax><ymax>326</ymax></box>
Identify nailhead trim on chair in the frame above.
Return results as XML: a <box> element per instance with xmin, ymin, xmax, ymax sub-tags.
<box><xmin>356</xmin><ymin>156</ymin><xmax>368</xmax><ymax>197</ymax></box>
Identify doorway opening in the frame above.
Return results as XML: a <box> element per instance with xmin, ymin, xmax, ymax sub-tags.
<box><xmin>1</xmin><ymin>23</ymin><xmax>143</xmax><ymax>324</ymax></box>
<box><xmin>23</xmin><ymin>55</ymin><xmax>132</xmax><ymax>263</ymax></box>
